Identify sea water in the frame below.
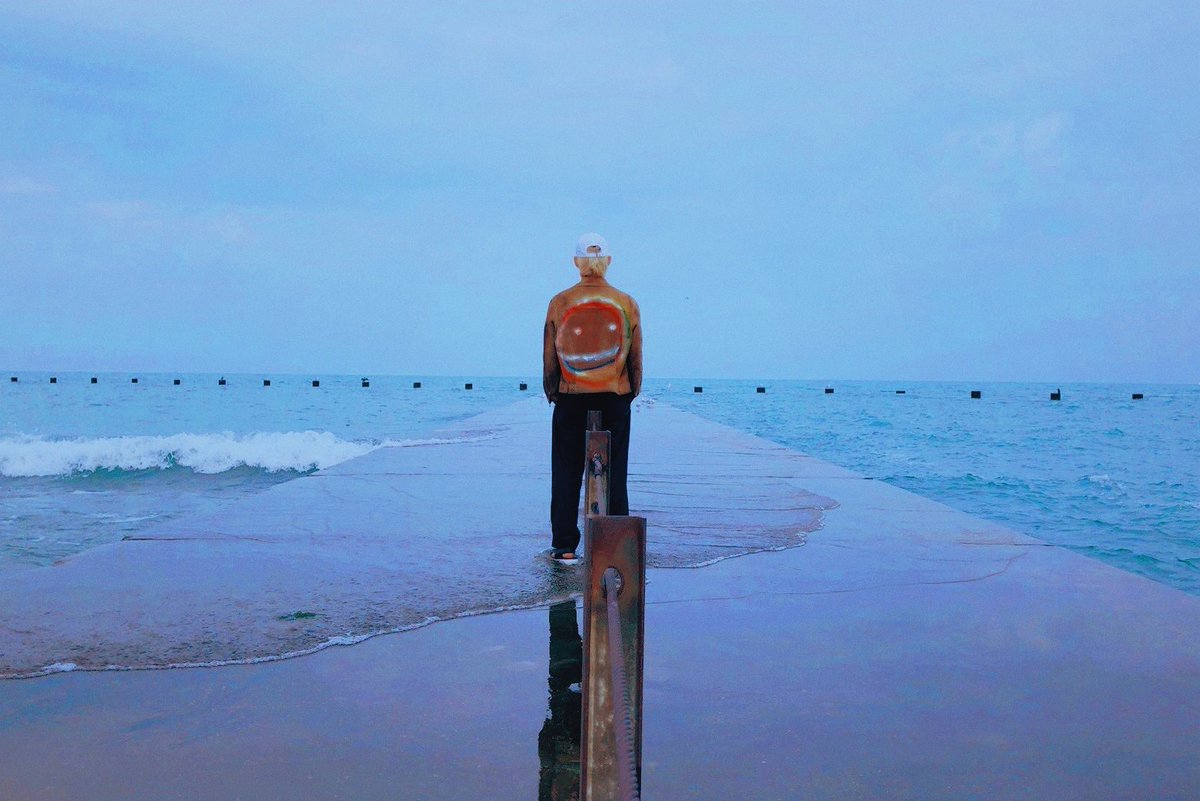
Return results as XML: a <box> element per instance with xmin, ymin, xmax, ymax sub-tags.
<box><xmin>1</xmin><ymin>373</ymin><xmax>1197</xmax><ymax>668</ymax></box>
<box><xmin>0</xmin><ymin>373</ymin><xmax>511</xmax><ymax>573</ymax></box>
<box><xmin>679</xmin><ymin>379</ymin><xmax>1200</xmax><ymax>595</ymax></box>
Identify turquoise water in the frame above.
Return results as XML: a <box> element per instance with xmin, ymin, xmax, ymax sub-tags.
<box><xmin>2</xmin><ymin>372</ymin><xmax>1198</xmax><ymax>595</ymax></box>
<box><xmin>675</xmin><ymin>379</ymin><xmax>1200</xmax><ymax>595</ymax></box>
<box><xmin>0</xmin><ymin>373</ymin><xmax>521</xmax><ymax>571</ymax></box>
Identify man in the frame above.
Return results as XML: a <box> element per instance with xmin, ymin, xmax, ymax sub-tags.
<box><xmin>543</xmin><ymin>232</ymin><xmax>642</xmax><ymax>564</ymax></box>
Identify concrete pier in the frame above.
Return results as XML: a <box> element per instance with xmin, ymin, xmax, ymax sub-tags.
<box><xmin>0</xmin><ymin>398</ymin><xmax>1197</xmax><ymax>800</ymax></box>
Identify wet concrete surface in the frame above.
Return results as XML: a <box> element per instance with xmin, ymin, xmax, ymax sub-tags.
<box><xmin>0</xmin><ymin>398</ymin><xmax>831</xmax><ymax>676</ymax></box>
<box><xmin>2</xmin><ymin>400</ymin><xmax>1199</xmax><ymax>799</ymax></box>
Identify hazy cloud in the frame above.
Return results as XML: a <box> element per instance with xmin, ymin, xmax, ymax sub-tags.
<box><xmin>1</xmin><ymin>2</ymin><xmax>1196</xmax><ymax>381</ymax></box>
<box><xmin>0</xmin><ymin>177</ymin><xmax>56</xmax><ymax>195</ymax></box>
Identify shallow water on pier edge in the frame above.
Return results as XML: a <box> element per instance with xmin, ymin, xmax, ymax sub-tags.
<box><xmin>2</xmin><ymin>380</ymin><xmax>838</xmax><ymax>677</ymax></box>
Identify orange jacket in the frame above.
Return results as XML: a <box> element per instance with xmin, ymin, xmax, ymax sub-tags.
<box><xmin>543</xmin><ymin>276</ymin><xmax>642</xmax><ymax>399</ymax></box>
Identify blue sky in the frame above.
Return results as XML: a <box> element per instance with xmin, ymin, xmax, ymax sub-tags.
<box><xmin>1</xmin><ymin>2</ymin><xmax>1196</xmax><ymax>382</ymax></box>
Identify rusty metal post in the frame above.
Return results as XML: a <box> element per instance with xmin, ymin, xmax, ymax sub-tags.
<box><xmin>585</xmin><ymin>411</ymin><xmax>611</xmax><ymax>517</ymax></box>
<box><xmin>581</xmin><ymin>515</ymin><xmax>646</xmax><ymax>801</ymax></box>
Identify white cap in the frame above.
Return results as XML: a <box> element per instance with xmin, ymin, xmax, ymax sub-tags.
<box><xmin>575</xmin><ymin>232</ymin><xmax>609</xmax><ymax>257</ymax></box>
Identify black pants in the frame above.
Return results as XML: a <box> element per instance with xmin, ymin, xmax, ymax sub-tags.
<box><xmin>551</xmin><ymin>392</ymin><xmax>632</xmax><ymax>552</ymax></box>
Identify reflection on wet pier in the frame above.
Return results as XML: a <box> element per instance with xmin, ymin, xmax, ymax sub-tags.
<box><xmin>539</xmin><ymin>600</ymin><xmax>582</xmax><ymax>801</ymax></box>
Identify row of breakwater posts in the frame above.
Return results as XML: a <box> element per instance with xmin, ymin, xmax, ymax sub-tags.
<box><xmin>698</xmin><ymin>385</ymin><xmax>1148</xmax><ymax>400</ymax></box>
<box><xmin>4</xmin><ymin>375</ymin><xmax>1152</xmax><ymax>400</ymax></box>
<box><xmin>581</xmin><ymin>411</ymin><xmax>646</xmax><ymax>801</ymax></box>
<box><xmin>3</xmin><ymin>376</ymin><xmax>529</xmax><ymax>391</ymax></box>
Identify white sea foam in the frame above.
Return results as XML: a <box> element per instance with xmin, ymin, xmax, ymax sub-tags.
<box><xmin>1083</xmin><ymin>474</ymin><xmax>1126</xmax><ymax>491</ymax></box>
<box><xmin>0</xmin><ymin>431</ymin><xmax>480</xmax><ymax>478</ymax></box>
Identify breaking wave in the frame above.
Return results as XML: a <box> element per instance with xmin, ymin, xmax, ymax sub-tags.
<box><xmin>0</xmin><ymin>431</ymin><xmax>472</xmax><ymax>478</ymax></box>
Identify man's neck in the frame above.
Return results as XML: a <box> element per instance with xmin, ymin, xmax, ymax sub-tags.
<box><xmin>578</xmin><ymin>275</ymin><xmax>609</xmax><ymax>286</ymax></box>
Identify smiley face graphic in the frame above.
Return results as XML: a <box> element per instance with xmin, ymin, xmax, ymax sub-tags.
<box><xmin>556</xmin><ymin>298</ymin><xmax>629</xmax><ymax>383</ymax></box>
